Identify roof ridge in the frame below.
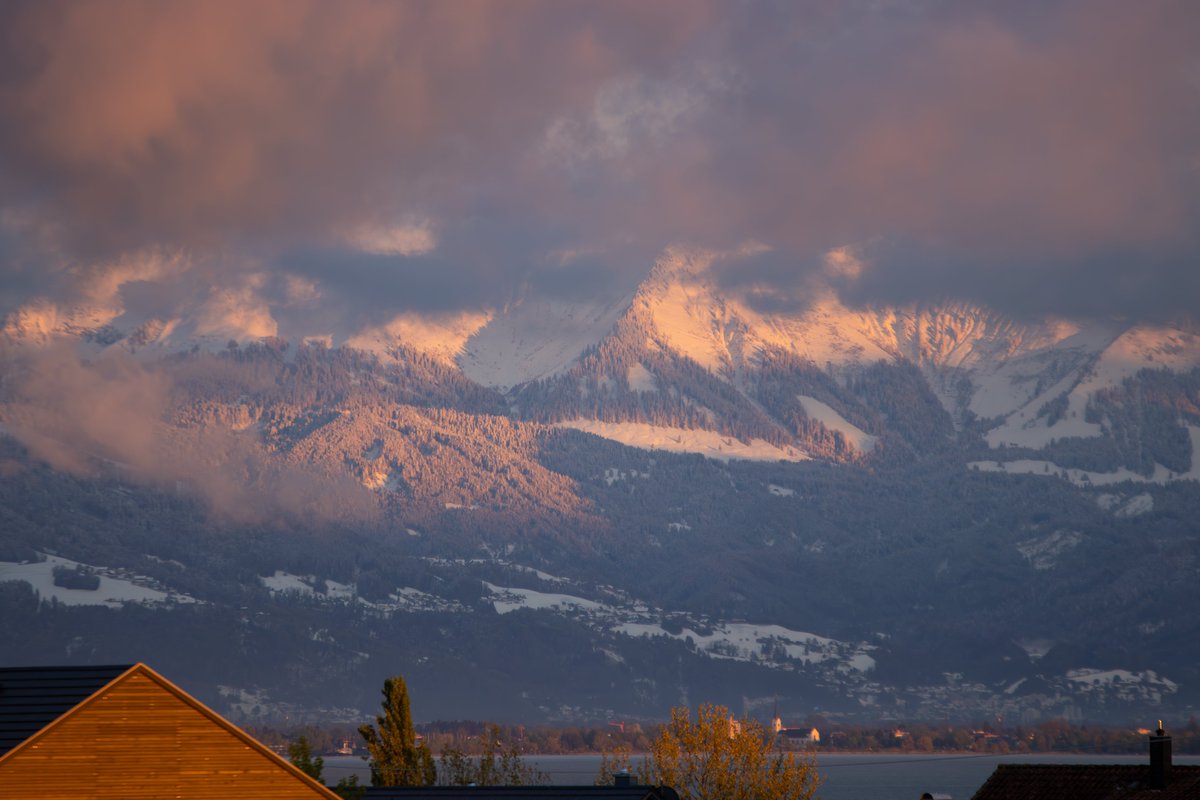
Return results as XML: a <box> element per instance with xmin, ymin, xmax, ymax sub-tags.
<box><xmin>0</xmin><ymin>663</ymin><xmax>337</xmax><ymax>799</ymax></box>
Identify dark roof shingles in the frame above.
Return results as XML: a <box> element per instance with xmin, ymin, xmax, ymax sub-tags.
<box><xmin>0</xmin><ymin>664</ymin><xmax>131</xmax><ymax>756</ymax></box>
<box><xmin>972</xmin><ymin>763</ymin><xmax>1200</xmax><ymax>800</ymax></box>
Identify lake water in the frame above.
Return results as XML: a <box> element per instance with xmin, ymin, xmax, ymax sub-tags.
<box><xmin>322</xmin><ymin>752</ymin><xmax>1200</xmax><ymax>799</ymax></box>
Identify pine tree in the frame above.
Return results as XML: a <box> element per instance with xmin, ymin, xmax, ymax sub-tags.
<box><xmin>358</xmin><ymin>675</ymin><xmax>437</xmax><ymax>786</ymax></box>
<box><xmin>287</xmin><ymin>735</ymin><xmax>324</xmax><ymax>781</ymax></box>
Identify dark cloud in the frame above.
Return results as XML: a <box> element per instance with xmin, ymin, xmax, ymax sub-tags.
<box><xmin>0</xmin><ymin>0</ymin><xmax>704</xmax><ymax>252</ymax></box>
<box><xmin>278</xmin><ymin>249</ymin><xmax>501</xmax><ymax>322</ymax></box>
<box><xmin>695</xmin><ymin>0</ymin><xmax>1200</xmax><ymax>321</ymax></box>
<box><xmin>0</xmin><ymin>0</ymin><xmax>1196</xmax><ymax>326</ymax></box>
<box><xmin>834</xmin><ymin>236</ymin><xmax>1200</xmax><ymax>323</ymax></box>
<box><xmin>2</xmin><ymin>0</ymin><xmax>1196</xmax><ymax>525</ymax></box>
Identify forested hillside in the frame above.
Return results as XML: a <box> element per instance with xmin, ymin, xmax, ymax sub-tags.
<box><xmin>2</xmin><ymin>339</ymin><xmax>1199</xmax><ymax>724</ymax></box>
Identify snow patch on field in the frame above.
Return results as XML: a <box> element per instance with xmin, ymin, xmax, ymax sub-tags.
<box><xmin>1016</xmin><ymin>531</ymin><xmax>1083</xmax><ymax>570</ymax></box>
<box><xmin>508</xmin><ymin>565</ymin><xmax>569</xmax><ymax>584</ymax></box>
<box><xmin>844</xmin><ymin>653</ymin><xmax>878</xmax><ymax>673</ymax></box>
<box><xmin>617</xmin><ymin>620</ymin><xmax>874</xmax><ymax>672</ymax></box>
<box><xmin>603</xmin><ymin>467</ymin><xmax>650</xmax><ymax>485</ymax></box>
<box><xmin>768</xmin><ymin>484</ymin><xmax>795</xmax><ymax>497</ymax></box>
<box><xmin>386</xmin><ymin>587</ymin><xmax>469</xmax><ymax>613</ymax></box>
<box><xmin>1014</xmin><ymin>638</ymin><xmax>1055</xmax><ymax>660</ymax></box>
<box><xmin>1065</xmin><ymin>668</ymin><xmax>1177</xmax><ymax>702</ymax></box>
<box><xmin>260</xmin><ymin>571</ymin><xmax>465</xmax><ymax>614</ymax></box>
<box><xmin>555</xmin><ymin>420</ymin><xmax>808</xmax><ymax>462</ymax></box>
<box><xmin>1097</xmin><ymin>492</ymin><xmax>1154</xmax><ymax>517</ymax></box>
<box><xmin>261</xmin><ymin>571</ymin><xmax>356</xmax><ymax>600</ymax></box>
<box><xmin>482</xmin><ymin>581</ymin><xmax>875</xmax><ymax>675</ymax></box>
<box><xmin>0</xmin><ymin>554</ymin><xmax>197</xmax><ymax>606</ymax></box>
<box><xmin>796</xmin><ymin>396</ymin><xmax>876</xmax><ymax>453</ymax></box>
<box><xmin>484</xmin><ymin>582</ymin><xmax>605</xmax><ymax>615</ymax></box>
<box><xmin>626</xmin><ymin>363</ymin><xmax>657</xmax><ymax>392</ymax></box>
<box><xmin>970</xmin><ymin>427</ymin><xmax>1200</xmax><ymax>486</ymax></box>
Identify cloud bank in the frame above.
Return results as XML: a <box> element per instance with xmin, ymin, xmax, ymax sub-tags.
<box><xmin>0</xmin><ymin>0</ymin><xmax>1197</xmax><ymax>328</ymax></box>
<box><xmin>0</xmin><ymin>344</ymin><xmax>379</xmax><ymax>526</ymax></box>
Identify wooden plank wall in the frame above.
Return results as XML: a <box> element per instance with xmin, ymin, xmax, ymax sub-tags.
<box><xmin>0</xmin><ymin>671</ymin><xmax>332</xmax><ymax>799</ymax></box>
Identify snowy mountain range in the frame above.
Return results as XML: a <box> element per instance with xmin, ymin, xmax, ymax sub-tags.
<box><xmin>2</xmin><ymin>249</ymin><xmax>1199</xmax><ymax>724</ymax></box>
<box><xmin>8</xmin><ymin>247</ymin><xmax>1198</xmax><ymax>476</ymax></box>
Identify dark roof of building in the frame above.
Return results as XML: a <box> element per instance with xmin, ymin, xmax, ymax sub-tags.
<box><xmin>362</xmin><ymin>787</ymin><xmax>679</xmax><ymax>800</ymax></box>
<box><xmin>971</xmin><ymin>763</ymin><xmax>1200</xmax><ymax>800</ymax></box>
<box><xmin>0</xmin><ymin>664</ymin><xmax>132</xmax><ymax>757</ymax></box>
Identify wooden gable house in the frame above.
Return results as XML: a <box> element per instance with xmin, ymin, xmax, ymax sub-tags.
<box><xmin>0</xmin><ymin>663</ymin><xmax>338</xmax><ymax>799</ymax></box>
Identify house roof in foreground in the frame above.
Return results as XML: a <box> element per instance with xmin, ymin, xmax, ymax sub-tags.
<box><xmin>0</xmin><ymin>664</ymin><xmax>132</xmax><ymax>757</ymax></box>
<box><xmin>0</xmin><ymin>662</ymin><xmax>338</xmax><ymax>799</ymax></box>
<box><xmin>971</xmin><ymin>763</ymin><xmax>1200</xmax><ymax>800</ymax></box>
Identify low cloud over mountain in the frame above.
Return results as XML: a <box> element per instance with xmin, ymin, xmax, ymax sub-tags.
<box><xmin>1</xmin><ymin>0</ymin><xmax>1197</xmax><ymax>334</ymax></box>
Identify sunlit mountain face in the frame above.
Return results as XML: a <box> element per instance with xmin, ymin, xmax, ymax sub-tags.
<box><xmin>2</xmin><ymin>1</ymin><xmax>1199</xmax><ymax>724</ymax></box>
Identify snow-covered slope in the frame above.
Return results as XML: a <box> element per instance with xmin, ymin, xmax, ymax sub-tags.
<box><xmin>622</xmin><ymin>251</ymin><xmax>1200</xmax><ymax>460</ymax></box>
<box><xmin>986</xmin><ymin>325</ymin><xmax>1200</xmax><ymax>448</ymax></box>
<box><xmin>554</xmin><ymin>419</ymin><xmax>809</xmax><ymax>462</ymax></box>
<box><xmin>458</xmin><ymin>291</ymin><xmax>632</xmax><ymax>389</ymax></box>
<box><xmin>7</xmin><ymin>246</ymin><xmax>1200</xmax><ymax>469</ymax></box>
<box><xmin>629</xmin><ymin>251</ymin><xmax>1144</xmax><ymax>426</ymax></box>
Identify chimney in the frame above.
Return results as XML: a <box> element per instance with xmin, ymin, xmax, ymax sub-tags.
<box><xmin>614</xmin><ymin>769</ymin><xmax>633</xmax><ymax>788</ymax></box>
<box><xmin>1150</xmin><ymin>720</ymin><xmax>1172</xmax><ymax>790</ymax></box>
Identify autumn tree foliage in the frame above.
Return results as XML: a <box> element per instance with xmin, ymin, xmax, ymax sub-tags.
<box><xmin>621</xmin><ymin>704</ymin><xmax>820</xmax><ymax>800</ymax></box>
<box><xmin>358</xmin><ymin>675</ymin><xmax>437</xmax><ymax>786</ymax></box>
<box><xmin>438</xmin><ymin>723</ymin><xmax>547</xmax><ymax>786</ymax></box>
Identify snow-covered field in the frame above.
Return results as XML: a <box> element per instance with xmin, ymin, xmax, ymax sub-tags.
<box><xmin>971</xmin><ymin>425</ymin><xmax>1200</xmax><ymax>487</ymax></box>
<box><xmin>260</xmin><ymin>570</ymin><xmax>466</xmax><ymax>614</ymax></box>
<box><xmin>555</xmin><ymin>419</ymin><xmax>808</xmax><ymax>462</ymax></box>
<box><xmin>1065</xmin><ymin>668</ymin><xmax>1177</xmax><ymax>702</ymax></box>
<box><xmin>1015</xmin><ymin>530</ymin><xmax>1083</xmax><ymax>570</ymax></box>
<box><xmin>1014</xmin><ymin>638</ymin><xmax>1055</xmax><ymax>660</ymax></box>
<box><xmin>616</xmin><ymin>620</ymin><xmax>875</xmax><ymax>672</ymax></box>
<box><xmin>1096</xmin><ymin>492</ymin><xmax>1154</xmax><ymax>517</ymax></box>
<box><xmin>481</xmin><ymin>582</ymin><xmax>875</xmax><ymax>674</ymax></box>
<box><xmin>485</xmin><ymin>582</ymin><xmax>606</xmax><ymax>615</ymax></box>
<box><xmin>0</xmin><ymin>554</ymin><xmax>196</xmax><ymax>606</ymax></box>
<box><xmin>261</xmin><ymin>570</ymin><xmax>357</xmax><ymax>600</ymax></box>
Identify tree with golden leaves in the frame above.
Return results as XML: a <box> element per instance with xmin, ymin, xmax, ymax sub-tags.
<box><xmin>605</xmin><ymin>703</ymin><xmax>820</xmax><ymax>800</ymax></box>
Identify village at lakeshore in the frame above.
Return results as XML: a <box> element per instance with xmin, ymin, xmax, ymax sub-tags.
<box><xmin>3</xmin><ymin>663</ymin><xmax>1200</xmax><ymax>800</ymax></box>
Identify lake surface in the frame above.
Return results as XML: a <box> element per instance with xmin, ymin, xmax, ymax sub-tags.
<box><xmin>322</xmin><ymin>752</ymin><xmax>1200</xmax><ymax>800</ymax></box>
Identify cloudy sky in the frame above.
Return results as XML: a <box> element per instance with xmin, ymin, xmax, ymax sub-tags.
<box><xmin>1</xmin><ymin>0</ymin><xmax>1198</xmax><ymax>338</ymax></box>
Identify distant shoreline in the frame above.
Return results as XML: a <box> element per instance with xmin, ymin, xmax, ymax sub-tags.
<box><xmin>320</xmin><ymin>748</ymin><xmax>1199</xmax><ymax>759</ymax></box>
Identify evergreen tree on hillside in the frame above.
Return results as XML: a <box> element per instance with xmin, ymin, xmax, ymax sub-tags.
<box><xmin>358</xmin><ymin>675</ymin><xmax>436</xmax><ymax>786</ymax></box>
